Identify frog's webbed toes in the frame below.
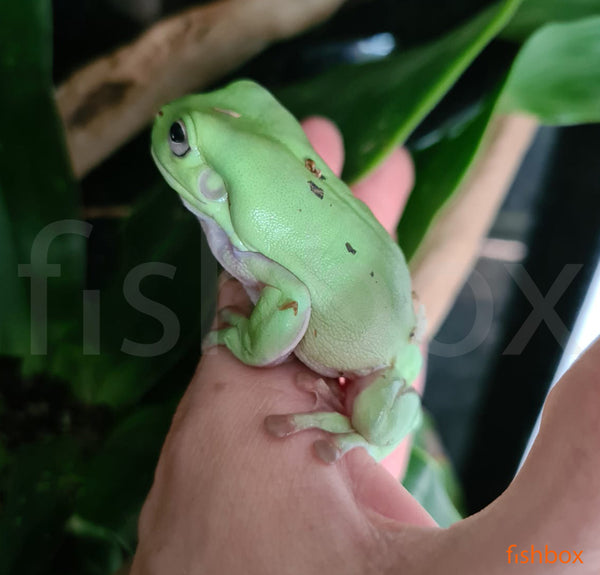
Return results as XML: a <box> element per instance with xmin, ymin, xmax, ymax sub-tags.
<box><xmin>217</xmin><ymin>306</ymin><xmax>247</xmax><ymax>327</ymax></box>
<box><xmin>202</xmin><ymin>308</ymin><xmax>249</xmax><ymax>352</ymax></box>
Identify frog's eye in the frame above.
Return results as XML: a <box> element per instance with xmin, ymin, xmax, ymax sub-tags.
<box><xmin>169</xmin><ymin>121</ymin><xmax>190</xmax><ymax>157</ymax></box>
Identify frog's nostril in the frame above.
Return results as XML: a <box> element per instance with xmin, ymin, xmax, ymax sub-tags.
<box><xmin>157</xmin><ymin>110</ymin><xmax>164</xmax><ymax>117</ymax></box>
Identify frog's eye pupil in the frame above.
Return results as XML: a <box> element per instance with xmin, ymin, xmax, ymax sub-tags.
<box><xmin>170</xmin><ymin>122</ymin><xmax>185</xmax><ymax>143</ymax></box>
<box><xmin>169</xmin><ymin>120</ymin><xmax>190</xmax><ymax>157</ymax></box>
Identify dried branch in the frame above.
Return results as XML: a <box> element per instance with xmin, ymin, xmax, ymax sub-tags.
<box><xmin>56</xmin><ymin>0</ymin><xmax>346</xmax><ymax>178</ymax></box>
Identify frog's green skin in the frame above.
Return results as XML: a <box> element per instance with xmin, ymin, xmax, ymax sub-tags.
<box><xmin>151</xmin><ymin>80</ymin><xmax>423</xmax><ymax>463</ymax></box>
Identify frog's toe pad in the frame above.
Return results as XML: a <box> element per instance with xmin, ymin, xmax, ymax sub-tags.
<box><xmin>264</xmin><ymin>414</ymin><xmax>297</xmax><ymax>437</ymax></box>
<box><xmin>313</xmin><ymin>439</ymin><xmax>341</xmax><ymax>464</ymax></box>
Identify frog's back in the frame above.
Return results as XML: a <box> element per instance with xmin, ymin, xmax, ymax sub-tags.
<box><xmin>215</xmin><ymin>134</ymin><xmax>415</xmax><ymax>374</ymax></box>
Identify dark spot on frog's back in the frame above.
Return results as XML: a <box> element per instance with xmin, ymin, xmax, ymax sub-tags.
<box><xmin>304</xmin><ymin>158</ymin><xmax>326</xmax><ymax>180</ymax></box>
<box><xmin>345</xmin><ymin>242</ymin><xmax>357</xmax><ymax>255</ymax></box>
<box><xmin>308</xmin><ymin>181</ymin><xmax>324</xmax><ymax>200</ymax></box>
<box><xmin>67</xmin><ymin>80</ymin><xmax>133</xmax><ymax>127</ymax></box>
<box><xmin>370</xmin><ymin>271</ymin><xmax>374</xmax><ymax>277</ymax></box>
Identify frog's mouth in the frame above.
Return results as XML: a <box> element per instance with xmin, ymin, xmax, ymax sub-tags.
<box><xmin>151</xmin><ymin>148</ymin><xmax>206</xmax><ymax>213</ymax></box>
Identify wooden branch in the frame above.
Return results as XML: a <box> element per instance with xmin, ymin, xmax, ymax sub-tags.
<box><xmin>411</xmin><ymin>113</ymin><xmax>540</xmax><ymax>339</ymax></box>
<box><xmin>56</xmin><ymin>0</ymin><xmax>346</xmax><ymax>178</ymax></box>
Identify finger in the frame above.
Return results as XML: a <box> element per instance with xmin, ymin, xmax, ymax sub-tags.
<box><xmin>494</xmin><ymin>336</ymin><xmax>600</xmax><ymax>547</ymax></box>
<box><xmin>345</xmin><ymin>449</ymin><xmax>437</xmax><ymax>526</ymax></box>
<box><xmin>424</xmin><ymin>337</ymin><xmax>600</xmax><ymax>573</ymax></box>
<box><xmin>351</xmin><ymin>147</ymin><xmax>414</xmax><ymax>237</ymax></box>
<box><xmin>301</xmin><ymin>117</ymin><xmax>415</xmax><ymax>237</ymax></box>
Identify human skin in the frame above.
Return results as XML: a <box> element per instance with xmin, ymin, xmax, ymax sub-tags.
<box><xmin>132</xmin><ymin>118</ymin><xmax>600</xmax><ymax>575</ymax></box>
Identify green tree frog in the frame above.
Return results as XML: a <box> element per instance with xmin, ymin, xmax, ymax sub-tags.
<box><xmin>151</xmin><ymin>80</ymin><xmax>424</xmax><ymax>464</ymax></box>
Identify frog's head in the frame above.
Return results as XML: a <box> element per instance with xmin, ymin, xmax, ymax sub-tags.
<box><xmin>151</xmin><ymin>97</ymin><xmax>229</xmax><ymax>219</ymax></box>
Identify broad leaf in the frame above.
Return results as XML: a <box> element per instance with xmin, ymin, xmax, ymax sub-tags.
<box><xmin>0</xmin><ymin>438</ymin><xmax>81</xmax><ymax>574</ymax></box>
<box><xmin>403</xmin><ymin>415</ymin><xmax>464</xmax><ymax>527</ymax></box>
<box><xmin>400</xmin><ymin>85</ymin><xmax>503</xmax><ymax>261</ymax></box>
<box><xmin>278</xmin><ymin>0</ymin><xmax>523</xmax><ymax>183</ymax></box>
<box><xmin>0</xmin><ymin>0</ymin><xmax>85</xmax><ymax>368</ymax></box>
<box><xmin>404</xmin><ymin>447</ymin><xmax>463</xmax><ymax>527</ymax></box>
<box><xmin>503</xmin><ymin>0</ymin><xmax>600</xmax><ymax>41</ymax></box>
<box><xmin>501</xmin><ymin>16</ymin><xmax>600</xmax><ymax>124</ymax></box>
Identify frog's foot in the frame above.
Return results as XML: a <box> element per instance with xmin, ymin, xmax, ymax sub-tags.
<box><xmin>264</xmin><ymin>413</ymin><xmax>390</xmax><ymax>463</ymax></box>
<box><xmin>265</xmin><ymin>411</ymin><xmax>353</xmax><ymax>439</ymax></box>
<box><xmin>294</xmin><ymin>372</ymin><xmax>345</xmax><ymax>411</ymax></box>
<box><xmin>353</xmin><ymin>378</ymin><xmax>422</xmax><ymax>450</ymax></box>
<box><xmin>315</xmin><ymin>383</ymin><xmax>423</xmax><ymax>463</ymax></box>
<box><xmin>203</xmin><ymin>307</ymin><xmax>247</xmax><ymax>352</ymax></box>
<box><xmin>265</xmin><ymin>375</ymin><xmax>422</xmax><ymax>464</ymax></box>
<box><xmin>202</xmin><ymin>282</ymin><xmax>311</xmax><ymax>366</ymax></box>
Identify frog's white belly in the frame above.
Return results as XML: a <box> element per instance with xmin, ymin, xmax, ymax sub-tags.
<box><xmin>198</xmin><ymin>213</ymin><xmax>261</xmax><ymax>303</ymax></box>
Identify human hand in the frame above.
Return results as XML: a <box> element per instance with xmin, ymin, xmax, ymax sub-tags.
<box><xmin>131</xmin><ymin>119</ymin><xmax>600</xmax><ymax>575</ymax></box>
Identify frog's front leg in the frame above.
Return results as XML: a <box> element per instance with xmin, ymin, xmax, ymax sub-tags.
<box><xmin>204</xmin><ymin>251</ymin><xmax>311</xmax><ymax>366</ymax></box>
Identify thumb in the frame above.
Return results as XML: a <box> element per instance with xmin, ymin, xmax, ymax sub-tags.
<box><xmin>495</xmin><ymin>335</ymin><xmax>600</xmax><ymax>550</ymax></box>
<box><xmin>426</xmin><ymin>337</ymin><xmax>600</xmax><ymax>574</ymax></box>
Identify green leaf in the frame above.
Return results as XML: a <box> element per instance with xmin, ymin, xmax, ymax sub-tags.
<box><xmin>404</xmin><ymin>447</ymin><xmax>463</xmax><ymax>527</ymax></box>
<box><xmin>400</xmin><ymin>84</ymin><xmax>504</xmax><ymax>261</ymax></box>
<box><xmin>74</xmin><ymin>404</ymin><xmax>173</xmax><ymax>547</ymax></box>
<box><xmin>52</xmin><ymin>183</ymin><xmax>216</xmax><ymax>407</ymax></box>
<box><xmin>0</xmin><ymin>438</ymin><xmax>81</xmax><ymax>574</ymax></box>
<box><xmin>501</xmin><ymin>16</ymin><xmax>600</xmax><ymax>124</ymax></box>
<box><xmin>278</xmin><ymin>0</ymin><xmax>523</xmax><ymax>183</ymax></box>
<box><xmin>404</xmin><ymin>415</ymin><xmax>464</xmax><ymax>527</ymax></box>
<box><xmin>0</xmin><ymin>0</ymin><xmax>85</xmax><ymax>366</ymax></box>
<box><xmin>0</xmin><ymin>192</ymin><xmax>30</xmax><ymax>357</ymax></box>
<box><xmin>503</xmin><ymin>0</ymin><xmax>600</xmax><ymax>41</ymax></box>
